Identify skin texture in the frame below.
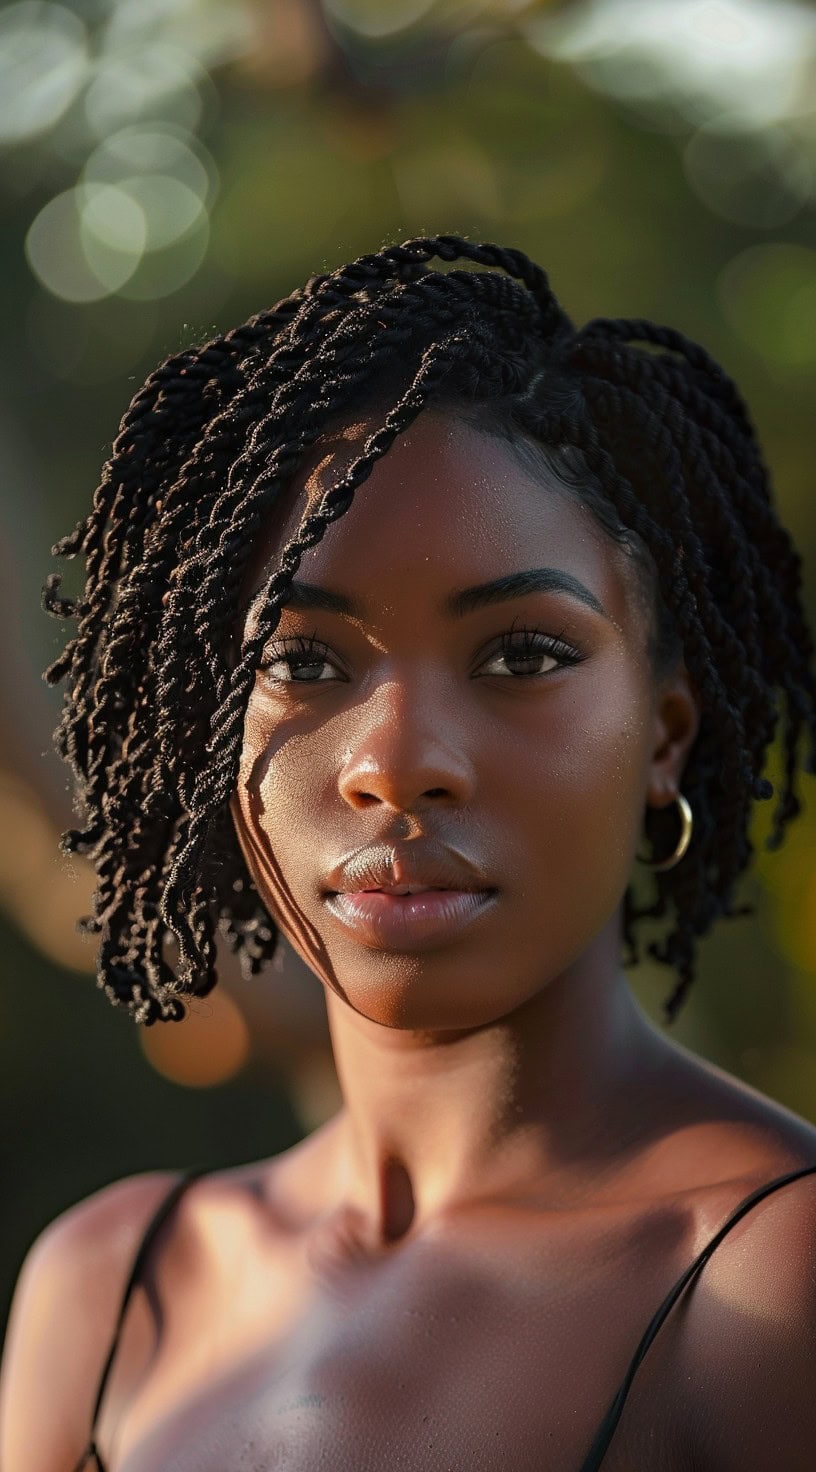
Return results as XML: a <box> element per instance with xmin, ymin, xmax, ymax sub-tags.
<box><xmin>229</xmin><ymin>410</ymin><xmax>701</xmax><ymax>1235</ymax></box>
<box><xmin>4</xmin><ymin>411</ymin><xmax>816</xmax><ymax>1472</ymax></box>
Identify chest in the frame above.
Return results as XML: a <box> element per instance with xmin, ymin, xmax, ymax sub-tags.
<box><xmin>107</xmin><ymin>1209</ymin><xmax>700</xmax><ymax>1472</ymax></box>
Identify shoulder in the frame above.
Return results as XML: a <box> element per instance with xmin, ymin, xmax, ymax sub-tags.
<box><xmin>638</xmin><ymin>1030</ymin><xmax>816</xmax><ymax>1201</ymax></box>
<box><xmin>0</xmin><ymin>1169</ymin><xmax>182</xmax><ymax>1472</ymax></box>
<box><xmin>679</xmin><ymin>1138</ymin><xmax>816</xmax><ymax>1472</ymax></box>
<box><xmin>630</xmin><ymin>1044</ymin><xmax>816</xmax><ymax>1468</ymax></box>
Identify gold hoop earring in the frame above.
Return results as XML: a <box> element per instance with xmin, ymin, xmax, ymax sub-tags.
<box><xmin>637</xmin><ymin>792</ymin><xmax>693</xmax><ymax>872</ymax></box>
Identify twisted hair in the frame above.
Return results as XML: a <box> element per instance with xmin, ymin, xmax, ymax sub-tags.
<box><xmin>43</xmin><ymin>233</ymin><xmax>816</xmax><ymax>1026</ymax></box>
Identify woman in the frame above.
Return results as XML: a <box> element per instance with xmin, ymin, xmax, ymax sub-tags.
<box><xmin>2</xmin><ymin>234</ymin><xmax>816</xmax><ymax>1470</ymax></box>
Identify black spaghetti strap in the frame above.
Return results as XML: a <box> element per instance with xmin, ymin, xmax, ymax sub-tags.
<box><xmin>577</xmin><ymin>1162</ymin><xmax>816</xmax><ymax>1471</ymax></box>
<box><xmin>70</xmin><ymin>1165</ymin><xmax>215</xmax><ymax>1472</ymax></box>
<box><xmin>67</xmin><ymin>1160</ymin><xmax>816</xmax><ymax>1472</ymax></box>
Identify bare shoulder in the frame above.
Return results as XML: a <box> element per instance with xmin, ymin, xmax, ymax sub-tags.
<box><xmin>640</xmin><ymin>1029</ymin><xmax>816</xmax><ymax>1192</ymax></box>
<box><xmin>651</xmin><ymin>1047</ymin><xmax>816</xmax><ymax>1471</ymax></box>
<box><xmin>0</xmin><ymin>1169</ymin><xmax>182</xmax><ymax>1472</ymax></box>
<box><xmin>682</xmin><ymin>1159</ymin><xmax>816</xmax><ymax>1472</ymax></box>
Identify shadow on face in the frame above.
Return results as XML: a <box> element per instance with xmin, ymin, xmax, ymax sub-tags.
<box><xmin>228</xmin><ymin>409</ymin><xmax>700</xmax><ymax>1033</ymax></box>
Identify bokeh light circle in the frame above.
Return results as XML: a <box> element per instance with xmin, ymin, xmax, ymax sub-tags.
<box><xmin>118</xmin><ymin>213</ymin><xmax>210</xmax><ymax>301</ymax></box>
<box><xmin>116</xmin><ymin>175</ymin><xmax>205</xmax><ymax>250</ymax></box>
<box><xmin>83</xmin><ymin>44</ymin><xmax>204</xmax><ymax>137</ymax></box>
<box><xmin>323</xmin><ymin>0</ymin><xmax>440</xmax><ymax>39</ymax></box>
<box><xmin>139</xmin><ymin>985</ymin><xmax>251</xmax><ymax>1088</ymax></box>
<box><xmin>0</xmin><ymin>1</ymin><xmax>88</xmax><ymax>145</ymax></box>
<box><xmin>25</xmin><ymin>185</ymin><xmax>146</xmax><ymax>302</ymax></box>
<box><xmin>84</xmin><ymin>124</ymin><xmax>216</xmax><ymax>205</ymax></box>
<box><xmin>80</xmin><ymin>182</ymin><xmax>146</xmax><ymax>258</ymax></box>
<box><xmin>683</xmin><ymin>120</ymin><xmax>812</xmax><ymax>228</ymax></box>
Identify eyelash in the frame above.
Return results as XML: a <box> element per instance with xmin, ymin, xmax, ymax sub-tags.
<box><xmin>258</xmin><ymin>624</ymin><xmax>585</xmax><ymax>686</ymax></box>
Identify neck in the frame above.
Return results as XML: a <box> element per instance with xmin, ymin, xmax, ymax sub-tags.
<box><xmin>323</xmin><ymin>913</ymin><xmax>667</xmax><ymax>1243</ymax></box>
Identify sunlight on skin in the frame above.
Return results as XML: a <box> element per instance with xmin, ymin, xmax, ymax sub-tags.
<box><xmin>226</xmin><ymin>408</ymin><xmax>701</xmax><ymax>1239</ymax></box>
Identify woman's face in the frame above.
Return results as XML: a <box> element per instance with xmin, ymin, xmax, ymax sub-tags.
<box><xmin>230</xmin><ymin>410</ymin><xmax>696</xmax><ymax>1031</ymax></box>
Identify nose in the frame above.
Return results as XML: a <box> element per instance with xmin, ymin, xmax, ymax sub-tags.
<box><xmin>336</xmin><ymin>673</ymin><xmax>476</xmax><ymax>813</ymax></box>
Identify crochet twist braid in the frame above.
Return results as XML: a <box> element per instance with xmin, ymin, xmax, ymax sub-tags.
<box><xmin>43</xmin><ymin>235</ymin><xmax>816</xmax><ymax>1026</ymax></box>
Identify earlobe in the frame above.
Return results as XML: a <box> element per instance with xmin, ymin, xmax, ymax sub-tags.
<box><xmin>638</xmin><ymin>666</ymin><xmax>701</xmax><ymax>873</ymax></box>
<box><xmin>646</xmin><ymin>662</ymin><xmax>702</xmax><ymax>809</ymax></box>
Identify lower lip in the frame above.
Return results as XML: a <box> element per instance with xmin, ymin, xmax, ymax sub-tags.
<box><xmin>323</xmin><ymin>889</ymin><xmax>498</xmax><ymax>949</ymax></box>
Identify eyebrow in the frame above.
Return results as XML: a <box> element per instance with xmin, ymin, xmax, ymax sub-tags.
<box><xmin>271</xmin><ymin>568</ymin><xmax>609</xmax><ymax>621</ymax></box>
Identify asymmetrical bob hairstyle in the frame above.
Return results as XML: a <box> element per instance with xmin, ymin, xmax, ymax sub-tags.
<box><xmin>43</xmin><ymin>235</ymin><xmax>816</xmax><ymax>1027</ymax></box>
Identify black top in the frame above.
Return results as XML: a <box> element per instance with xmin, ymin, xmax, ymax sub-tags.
<box><xmin>71</xmin><ymin>1160</ymin><xmax>816</xmax><ymax>1472</ymax></box>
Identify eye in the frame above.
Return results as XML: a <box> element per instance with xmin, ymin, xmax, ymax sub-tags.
<box><xmin>259</xmin><ymin>634</ymin><xmax>344</xmax><ymax>685</ymax></box>
<box><xmin>258</xmin><ymin>625</ymin><xmax>585</xmax><ymax>687</ymax></box>
<box><xmin>477</xmin><ymin>625</ymin><xmax>585</xmax><ymax>679</ymax></box>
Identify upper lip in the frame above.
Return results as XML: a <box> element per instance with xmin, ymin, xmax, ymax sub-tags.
<box><xmin>322</xmin><ymin>840</ymin><xmax>495</xmax><ymax>895</ymax></box>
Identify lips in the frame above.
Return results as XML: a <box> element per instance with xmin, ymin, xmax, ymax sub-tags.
<box><xmin>321</xmin><ymin>840</ymin><xmax>497</xmax><ymax>950</ymax></box>
<box><xmin>322</xmin><ymin>839</ymin><xmax>492</xmax><ymax>898</ymax></box>
<box><xmin>351</xmin><ymin>883</ymin><xmax>464</xmax><ymax>896</ymax></box>
<box><xmin>324</xmin><ymin>887</ymin><xmax>498</xmax><ymax>950</ymax></box>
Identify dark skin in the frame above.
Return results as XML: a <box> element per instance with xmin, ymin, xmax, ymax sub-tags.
<box><xmin>230</xmin><ymin>409</ymin><xmax>701</xmax><ymax>1223</ymax></box>
<box><xmin>3</xmin><ymin>412</ymin><xmax>816</xmax><ymax>1472</ymax></box>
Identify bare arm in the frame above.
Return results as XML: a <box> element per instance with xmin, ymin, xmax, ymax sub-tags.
<box><xmin>0</xmin><ymin>1172</ymin><xmax>179</xmax><ymax>1472</ymax></box>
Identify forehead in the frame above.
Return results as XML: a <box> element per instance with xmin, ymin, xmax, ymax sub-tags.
<box><xmin>242</xmin><ymin>411</ymin><xmax>639</xmax><ymax>633</ymax></box>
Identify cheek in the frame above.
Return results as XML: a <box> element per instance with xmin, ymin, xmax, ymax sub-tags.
<box><xmin>488</xmin><ymin>672</ymin><xmax>652</xmax><ymax>887</ymax></box>
<box><xmin>235</xmin><ymin>704</ymin><xmax>333</xmax><ymax>904</ymax></box>
<box><xmin>232</xmin><ymin>716</ymin><xmax>343</xmax><ymax>983</ymax></box>
<box><xmin>464</xmin><ymin>676</ymin><xmax>653</xmax><ymax>989</ymax></box>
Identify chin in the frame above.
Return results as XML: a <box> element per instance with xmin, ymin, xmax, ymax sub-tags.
<box><xmin>326</xmin><ymin>963</ymin><xmax>538</xmax><ymax>1033</ymax></box>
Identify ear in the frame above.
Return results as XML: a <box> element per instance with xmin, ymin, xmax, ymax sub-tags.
<box><xmin>645</xmin><ymin>658</ymin><xmax>702</xmax><ymax>809</ymax></box>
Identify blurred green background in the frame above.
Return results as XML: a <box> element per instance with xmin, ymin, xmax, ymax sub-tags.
<box><xmin>2</xmin><ymin>0</ymin><xmax>816</xmax><ymax>1328</ymax></box>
